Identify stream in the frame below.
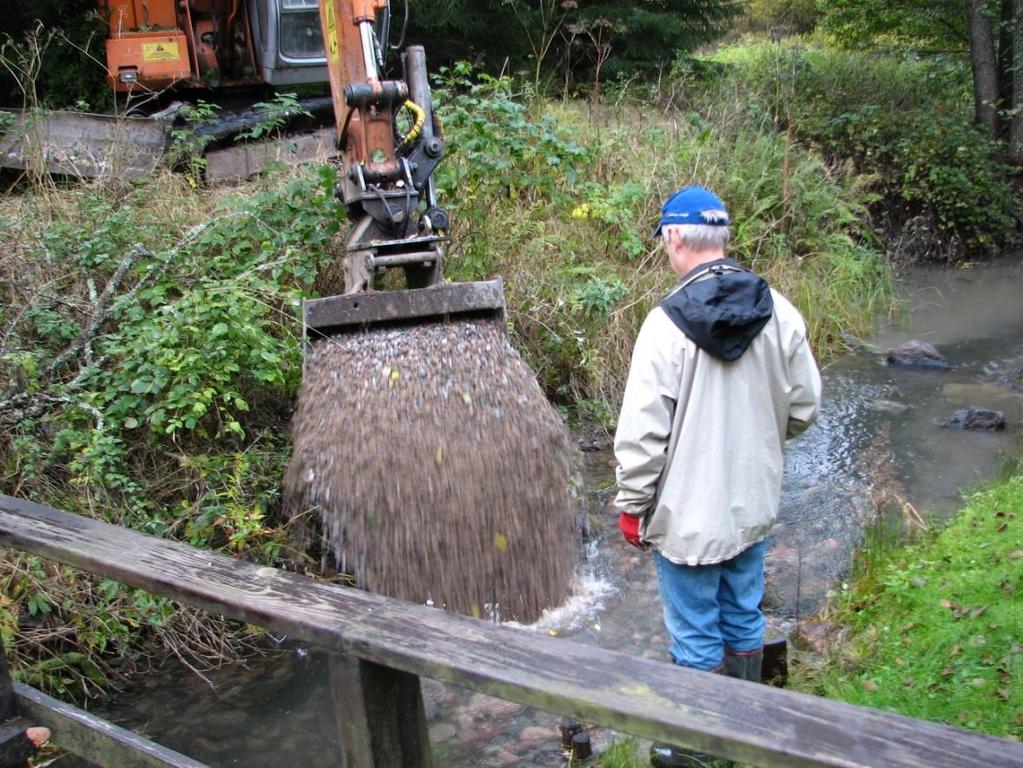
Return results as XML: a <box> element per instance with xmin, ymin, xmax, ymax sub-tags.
<box><xmin>67</xmin><ymin>260</ymin><xmax>1023</xmax><ymax>767</ymax></box>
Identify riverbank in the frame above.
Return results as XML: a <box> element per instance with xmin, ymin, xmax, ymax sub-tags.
<box><xmin>791</xmin><ymin>462</ymin><xmax>1023</xmax><ymax>741</ymax></box>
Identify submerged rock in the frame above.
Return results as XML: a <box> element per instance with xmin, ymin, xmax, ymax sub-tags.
<box><xmin>866</xmin><ymin>399</ymin><xmax>912</xmax><ymax>415</ymax></box>
<box><xmin>944</xmin><ymin>406</ymin><xmax>1007</xmax><ymax>431</ymax></box>
<box><xmin>885</xmin><ymin>340</ymin><xmax>950</xmax><ymax>369</ymax></box>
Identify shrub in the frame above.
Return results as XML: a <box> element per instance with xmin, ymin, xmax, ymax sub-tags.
<box><xmin>696</xmin><ymin>41</ymin><xmax>1019</xmax><ymax>257</ymax></box>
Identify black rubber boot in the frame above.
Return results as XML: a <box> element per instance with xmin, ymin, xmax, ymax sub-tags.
<box><xmin>723</xmin><ymin>648</ymin><xmax>763</xmax><ymax>683</ymax></box>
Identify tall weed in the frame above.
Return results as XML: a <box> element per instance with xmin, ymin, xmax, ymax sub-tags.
<box><xmin>436</xmin><ymin>72</ymin><xmax>890</xmax><ymax>422</ymax></box>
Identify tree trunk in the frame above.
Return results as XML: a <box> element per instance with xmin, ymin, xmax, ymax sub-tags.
<box><xmin>1011</xmin><ymin>1</ymin><xmax>1023</xmax><ymax>162</ymax></box>
<box><xmin>969</xmin><ymin>0</ymin><xmax>1000</xmax><ymax>135</ymax></box>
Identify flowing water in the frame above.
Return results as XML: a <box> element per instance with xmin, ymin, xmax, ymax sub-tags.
<box><xmin>69</xmin><ymin>261</ymin><xmax>1023</xmax><ymax>767</ymax></box>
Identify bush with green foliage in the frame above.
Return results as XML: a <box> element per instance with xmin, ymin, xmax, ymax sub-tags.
<box><xmin>1</xmin><ymin>168</ymin><xmax>340</xmax><ymax>694</ymax></box>
<box><xmin>699</xmin><ymin>41</ymin><xmax>1018</xmax><ymax>257</ymax></box>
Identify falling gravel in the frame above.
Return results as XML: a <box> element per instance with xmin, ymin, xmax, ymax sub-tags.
<box><xmin>285</xmin><ymin>318</ymin><xmax>577</xmax><ymax>623</ymax></box>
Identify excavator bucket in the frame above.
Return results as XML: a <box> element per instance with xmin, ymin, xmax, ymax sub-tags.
<box><xmin>302</xmin><ymin>278</ymin><xmax>506</xmax><ymax>340</ymax></box>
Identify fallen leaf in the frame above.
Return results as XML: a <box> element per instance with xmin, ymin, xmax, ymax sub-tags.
<box><xmin>949</xmin><ymin>644</ymin><xmax>962</xmax><ymax>657</ymax></box>
<box><xmin>941</xmin><ymin>666</ymin><xmax>954</xmax><ymax>678</ymax></box>
<box><xmin>462</xmin><ymin>392</ymin><xmax>473</xmax><ymax>405</ymax></box>
<box><xmin>970</xmin><ymin>678</ymin><xmax>987</xmax><ymax>688</ymax></box>
<box><xmin>435</xmin><ymin>446</ymin><xmax>444</xmax><ymax>465</ymax></box>
<box><xmin>970</xmin><ymin>606</ymin><xmax>988</xmax><ymax>619</ymax></box>
<box><xmin>494</xmin><ymin>532</ymin><xmax>509</xmax><ymax>552</ymax></box>
<box><xmin>996</xmin><ymin>523</ymin><xmax>1007</xmax><ymax>532</ymax></box>
<box><xmin>1008</xmin><ymin>550</ymin><xmax>1023</xmax><ymax>560</ymax></box>
<box><xmin>996</xmin><ymin>689</ymin><xmax>1011</xmax><ymax>700</ymax></box>
<box><xmin>939</xmin><ymin>599</ymin><xmax>953</xmax><ymax>609</ymax></box>
<box><xmin>862</xmin><ymin>680</ymin><xmax>877</xmax><ymax>692</ymax></box>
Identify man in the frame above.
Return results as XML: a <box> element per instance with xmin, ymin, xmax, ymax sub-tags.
<box><xmin>613</xmin><ymin>186</ymin><xmax>822</xmax><ymax>767</ymax></box>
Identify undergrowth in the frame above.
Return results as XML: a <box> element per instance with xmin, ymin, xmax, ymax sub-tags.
<box><xmin>1</xmin><ymin>167</ymin><xmax>340</xmax><ymax>694</ymax></box>
<box><xmin>435</xmin><ymin>64</ymin><xmax>892</xmax><ymax>423</ymax></box>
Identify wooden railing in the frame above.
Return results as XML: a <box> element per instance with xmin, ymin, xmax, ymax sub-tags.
<box><xmin>1</xmin><ymin>493</ymin><xmax>1021</xmax><ymax>768</ymax></box>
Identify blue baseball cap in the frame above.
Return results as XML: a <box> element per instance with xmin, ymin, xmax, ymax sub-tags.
<box><xmin>652</xmin><ymin>185</ymin><xmax>730</xmax><ymax>238</ymax></box>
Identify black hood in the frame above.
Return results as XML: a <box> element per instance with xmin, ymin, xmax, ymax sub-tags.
<box><xmin>659</xmin><ymin>259</ymin><xmax>774</xmax><ymax>361</ymax></box>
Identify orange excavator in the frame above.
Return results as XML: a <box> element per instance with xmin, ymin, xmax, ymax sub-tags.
<box><xmin>3</xmin><ymin>0</ymin><xmax>498</xmax><ymax>319</ymax></box>
<box><xmin>101</xmin><ymin>0</ymin><xmax>328</xmax><ymax>93</ymax></box>
<box><xmin>101</xmin><ymin>0</ymin><xmax>504</xmax><ymax>324</ymax></box>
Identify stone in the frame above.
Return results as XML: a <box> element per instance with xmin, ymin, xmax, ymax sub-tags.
<box><xmin>518</xmin><ymin>725</ymin><xmax>555</xmax><ymax>744</ymax></box>
<box><xmin>795</xmin><ymin>620</ymin><xmax>843</xmax><ymax>655</ymax></box>
<box><xmin>428</xmin><ymin>722</ymin><xmax>457</xmax><ymax>743</ymax></box>
<box><xmin>867</xmin><ymin>399</ymin><xmax>912</xmax><ymax>415</ymax></box>
<box><xmin>945</xmin><ymin>406</ymin><xmax>1006</xmax><ymax>431</ymax></box>
<box><xmin>885</xmin><ymin>340</ymin><xmax>950</xmax><ymax>369</ymax></box>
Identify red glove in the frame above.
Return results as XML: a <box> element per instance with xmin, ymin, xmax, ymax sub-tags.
<box><xmin>618</xmin><ymin>511</ymin><xmax>645</xmax><ymax>549</ymax></box>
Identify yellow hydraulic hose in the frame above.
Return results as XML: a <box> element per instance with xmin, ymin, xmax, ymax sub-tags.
<box><xmin>396</xmin><ymin>99</ymin><xmax>426</xmax><ymax>154</ymax></box>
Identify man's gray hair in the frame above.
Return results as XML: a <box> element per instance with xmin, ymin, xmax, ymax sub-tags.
<box><xmin>662</xmin><ymin>223</ymin><xmax>730</xmax><ymax>252</ymax></box>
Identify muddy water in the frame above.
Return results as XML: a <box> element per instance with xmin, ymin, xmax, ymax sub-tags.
<box><xmin>76</xmin><ymin>261</ymin><xmax>1023</xmax><ymax>767</ymax></box>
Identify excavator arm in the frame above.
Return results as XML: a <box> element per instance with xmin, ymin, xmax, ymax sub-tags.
<box><xmin>318</xmin><ymin>0</ymin><xmax>449</xmax><ymax>294</ymax></box>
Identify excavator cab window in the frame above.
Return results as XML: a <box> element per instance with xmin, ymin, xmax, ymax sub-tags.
<box><xmin>279</xmin><ymin>0</ymin><xmax>323</xmax><ymax>58</ymax></box>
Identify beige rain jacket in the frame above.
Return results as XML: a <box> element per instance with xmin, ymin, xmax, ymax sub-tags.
<box><xmin>614</xmin><ymin>261</ymin><xmax>822</xmax><ymax>566</ymax></box>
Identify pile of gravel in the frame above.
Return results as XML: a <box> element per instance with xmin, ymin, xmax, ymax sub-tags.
<box><xmin>285</xmin><ymin>318</ymin><xmax>577</xmax><ymax>623</ymax></box>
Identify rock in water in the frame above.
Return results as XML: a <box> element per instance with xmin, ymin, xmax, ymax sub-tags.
<box><xmin>885</xmin><ymin>340</ymin><xmax>950</xmax><ymax>369</ymax></box>
<box><xmin>285</xmin><ymin>318</ymin><xmax>577</xmax><ymax>623</ymax></box>
<box><xmin>945</xmin><ymin>406</ymin><xmax>1006</xmax><ymax>431</ymax></box>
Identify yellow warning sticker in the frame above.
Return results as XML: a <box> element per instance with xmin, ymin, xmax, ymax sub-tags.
<box><xmin>325</xmin><ymin>4</ymin><xmax>339</xmax><ymax>62</ymax></box>
<box><xmin>142</xmin><ymin>41</ymin><xmax>180</xmax><ymax>62</ymax></box>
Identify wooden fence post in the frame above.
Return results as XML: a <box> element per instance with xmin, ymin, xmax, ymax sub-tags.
<box><xmin>0</xmin><ymin>640</ymin><xmax>32</xmax><ymax>768</ymax></box>
<box><xmin>329</xmin><ymin>653</ymin><xmax>432</xmax><ymax>768</ymax></box>
<box><xmin>0</xmin><ymin>641</ymin><xmax>15</xmax><ymax>723</ymax></box>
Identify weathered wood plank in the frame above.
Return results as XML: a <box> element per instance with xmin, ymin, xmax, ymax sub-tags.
<box><xmin>329</xmin><ymin>654</ymin><xmax>432</xmax><ymax>768</ymax></box>
<box><xmin>13</xmin><ymin>684</ymin><xmax>207</xmax><ymax>768</ymax></box>
<box><xmin>1</xmin><ymin>494</ymin><xmax>1021</xmax><ymax>768</ymax></box>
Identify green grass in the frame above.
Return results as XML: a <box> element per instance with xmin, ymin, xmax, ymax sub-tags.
<box><xmin>796</xmin><ymin>471</ymin><xmax>1023</xmax><ymax>739</ymax></box>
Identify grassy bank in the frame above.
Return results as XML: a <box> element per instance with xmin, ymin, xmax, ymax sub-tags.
<box><xmin>793</xmin><ymin>467</ymin><xmax>1023</xmax><ymax>740</ymax></box>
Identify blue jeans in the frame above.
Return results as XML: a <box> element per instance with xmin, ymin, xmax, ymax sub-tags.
<box><xmin>652</xmin><ymin>540</ymin><xmax>767</xmax><ymax>671</ymax></box>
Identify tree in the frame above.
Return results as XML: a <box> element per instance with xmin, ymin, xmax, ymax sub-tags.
<box><xmin>819</xmin><ymin>0</ymin><xmax>1023</xmax><ymax>162</ymax></box>
<box><xmin>406</xmin><ymin>0</ymin><xmax>742</xmax><ymax>89</ymax></box>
